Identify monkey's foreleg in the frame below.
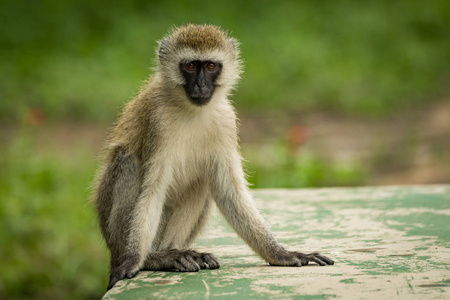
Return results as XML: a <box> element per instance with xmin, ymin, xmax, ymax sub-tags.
<box><xmin>94</xmin><ymin>146</ymin><xmax>147</xmax><ymax>290</ymax></box>
<box><xmin>210</xmin><ymin>155</ymin><xmax>334</xmax><ymax>267</ymax></box>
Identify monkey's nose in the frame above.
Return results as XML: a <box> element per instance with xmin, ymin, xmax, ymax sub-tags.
<box><xmin>196</xmin><ymin>81</ymin><xmax>208</xmax><ymax>91</ymax></box>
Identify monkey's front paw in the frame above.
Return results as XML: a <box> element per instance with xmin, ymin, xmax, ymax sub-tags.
<box><xmin>107</xmin><ymin>261</ymin><xmax>140</xmax><ymax>290</ymax></box>
<box><xmin>269</xmin><ymin>250</ymin><xmax>334</xmax><ymax>267</ymax></box>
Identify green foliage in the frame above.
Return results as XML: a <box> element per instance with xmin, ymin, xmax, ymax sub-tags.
<box><xmin>0</xmin><ymin>129</ymin><xmax>107</xmax><ymax>300</ymax></box>
<box><xmin>1</xmin><ymin>0</ymin><xmax>449</xmax><ymax>121</ymax></box>
<box><xmin>244</xmin><ymin>143</ymin><xmax>366</xmax><ymax>188</ymax></box>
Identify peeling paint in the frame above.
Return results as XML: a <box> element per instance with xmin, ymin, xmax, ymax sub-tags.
<box><xmin>103</xmin><ymin>185</ymin><xmax>450</xmax><ymax>299</ymax></box>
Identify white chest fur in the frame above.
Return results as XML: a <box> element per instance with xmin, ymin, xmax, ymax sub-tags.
<box><xmin>155</xmin><ymin>103</ymin><xmax>230</xmax><ymax>195</ymax></box>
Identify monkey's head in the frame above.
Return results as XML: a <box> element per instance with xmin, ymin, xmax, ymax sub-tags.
<box><xmin>157</xmin><ymin>24</ymin><xmax>242</xmax><ymax>106</ymax></box>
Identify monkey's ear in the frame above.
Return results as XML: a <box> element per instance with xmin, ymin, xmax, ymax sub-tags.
<box><xmin>228</xmin><ymin>38</ymin><xmax>240</xmax><ymax>58</ymax></box>
<box><xmin>158</xmin><ymin>39</ymin><xmax>170</xmax><ymax>63</ymax></box>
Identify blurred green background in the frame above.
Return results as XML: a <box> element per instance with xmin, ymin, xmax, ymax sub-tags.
<box><xmin>1</xmin><ymin>0</ymin><xmax>449</xmax><ymax>299</ymax></box>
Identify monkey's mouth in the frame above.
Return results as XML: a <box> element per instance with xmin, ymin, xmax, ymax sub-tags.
<box><xmin>188</xmin><ymin>95</ymin><xmax>212</xmax><ymax>106</ymax></box>
<box><xmin>183</xmin><ymin>83</ymin><xmax>215</xmax><ymax>106</ymax></box>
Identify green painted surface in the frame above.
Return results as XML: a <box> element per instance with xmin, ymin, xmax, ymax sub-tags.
<box><xmin>103</xmin><ymin>186</ymin><xmax>450</xmax><ymax>299</ymax></box>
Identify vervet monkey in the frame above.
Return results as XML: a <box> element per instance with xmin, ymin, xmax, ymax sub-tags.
<box><xmin>93</xmin><ymin>24</ymin><xmax>334</xmax><ymax>291</ymax></box>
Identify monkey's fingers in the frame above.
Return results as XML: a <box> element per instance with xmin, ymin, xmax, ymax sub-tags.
<box><xmin>173</xmin><ymin>259</ymin><xmax>188</xmax><ymax>272</ymax></box>
<box><xmin>176</xmin><ymin>256</ymin><xmax>200</xmax><ymax>272</ymax></box>
<box><xmin>304</xmin><ymin>252</ymin><xmax>334</xmax><ymax>266</ymax></box>
<box><xmin>311</xmin><ymin>253</ymin><xmax>334</xmax><ymax>265</ymax></box>
<box><xmin>308</xmin><ymin>255</ymin><xmax>327</xmax><ymax>266</ymax></box>
<box><xmin>184</xmin><ymin>255</ymin><xmax>202</xmax><ymax>271</ymax></box>
<box><xmin>290</xmin><ymin>251</ymin><xmax>334</xmax><ymax>267</ymax></box>
<box><xmin>202</xmin><ymin>253</ymin><xmax>220</xmax><ymax>269</ymax></box>
<box><xmin>192</xmin><ymin>255</ymin><xmax>207</xmax><ymax>269</ymax></box>
<box><xmin>186</xmin><ymin>250</ymin><xmax>213</xmax><ymax>269</ymax></box>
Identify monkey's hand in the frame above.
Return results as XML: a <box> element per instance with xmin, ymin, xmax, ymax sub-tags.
<box><xmin>269</xmin><ymin>250</ymin><xmax>334</xmax><ymax>267</ymax></box>
<box><xmin>144</xmin><ymin>249</ymin><xmax>220</xmax><ymax>272</ymax></box>
<box><xmin>107</xmin><ymin>259</ymin><xmax>140</xmax><ymax>291</ymax></box>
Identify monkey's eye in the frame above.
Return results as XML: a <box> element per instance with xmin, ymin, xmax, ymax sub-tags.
<box><xmin>206</xmin><ymin>62</ymin><xmax>216</xmax><ymax>70</ymax></box>
<box><xmin>186</xmin><ymin>62</ymin><xmax>196</xmax><ymax>69</ymax></box>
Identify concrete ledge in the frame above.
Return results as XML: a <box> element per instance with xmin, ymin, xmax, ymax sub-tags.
<box><xmin>103</xmin><ymin>185</ymin><xmax>450</xmax><ymax>299</ymax></box>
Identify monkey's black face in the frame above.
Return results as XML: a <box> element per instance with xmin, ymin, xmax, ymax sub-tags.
<box><xmin>180</xmin><ymin>60</ymin><xmax>222</xmax><ymax>106</ymax></box>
